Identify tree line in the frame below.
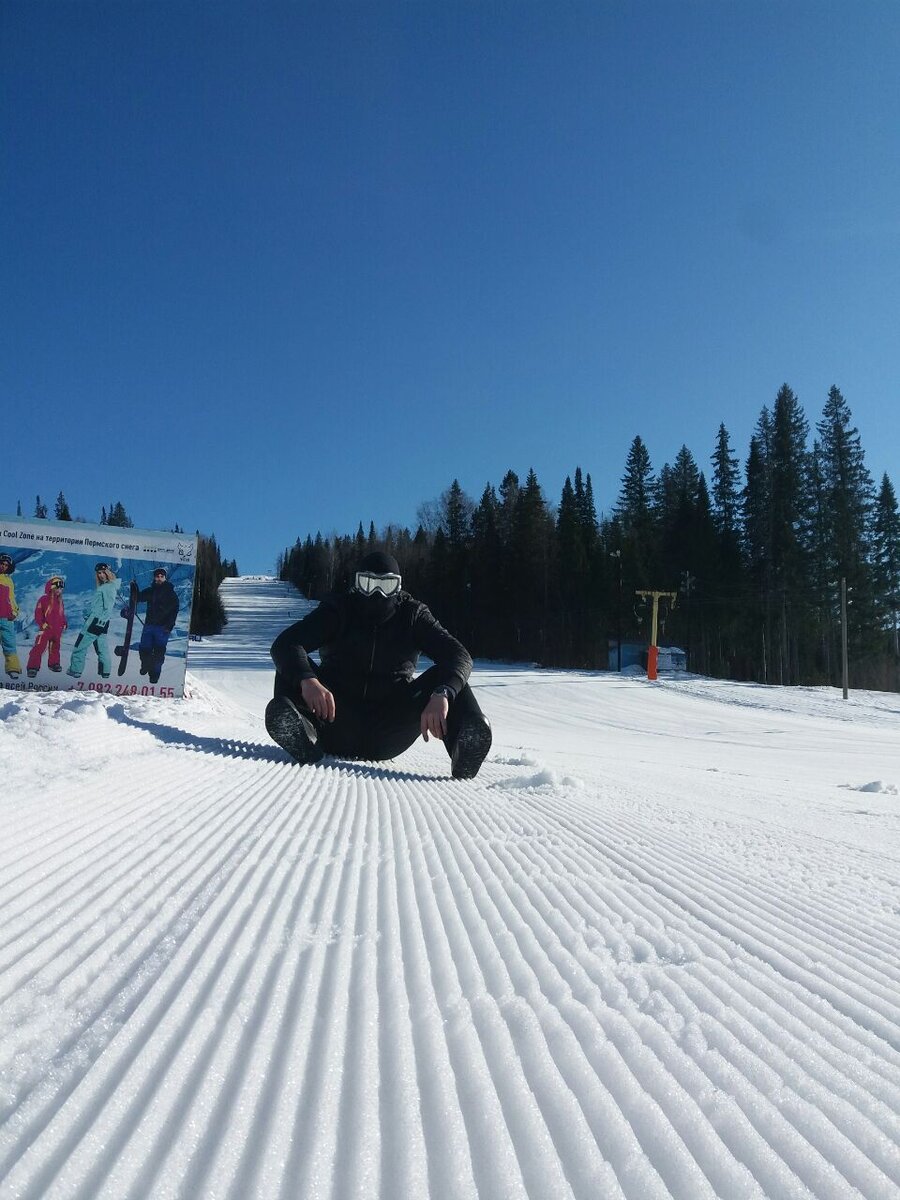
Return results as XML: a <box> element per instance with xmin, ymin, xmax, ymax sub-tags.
<box><xmin>278</xmin><ymin>384</ymin><xmax>900</xmax><ymax>691</ymax></box>
<box><xmin>15</xmin><ymin>494</ymin><xmax>238</xmax><ymax>636</ymax></box>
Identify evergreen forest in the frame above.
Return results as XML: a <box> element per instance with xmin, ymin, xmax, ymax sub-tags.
<box><xmin>278</xmin><ymin>385</ymin><xmax>900</xmax><ymax>691</ymax></box>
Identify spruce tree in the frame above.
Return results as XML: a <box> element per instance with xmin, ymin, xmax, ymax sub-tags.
<box><xmin>439</xmin><ymin>479</ymin><xmax>473</xmax><ymax>637</ymax></box>
<box><xmin>54</xmin><ymin>492</ymin><xmax>72</xmax><ymax>521</ymax></box>
<box><xmin>470</xmin><ymin>484</ymin><xmax>502</xmax><ymax>654</ymax></box>
<box><xmin>768</xmin><ymin>385</ymin><xmax>812</xmax><ymax>682</ymax></box>
<box><xmin>873</xmin><ymin>474</ymin><xmax>900</xmax><ymax>655</ymax></box>
<box><xmin>815</xmin><ymin>386</ymin><xmax>875</xmax><ymax>637</ymax></box>
<box><xmin>617</xmin><ymin>436</ymin><xmax>657</xmax><ymax>586</ymax></box>
<box><xmin>710</xmin><ymin>423</ymin><xmax>741</xmax><ymax>541</ymax></box>
<box><xmin>557</xmin><ymin>476</ymin><xmax>589</xmax><ymax>662</ymax></box>
<box><xmin>617</xmin><ymin>436</ymin><xmax>654</xmax><ymax>529</ymax></box>
<box><xmin>34</xmin><ymin>495</ymin><xmax>48</xmax><ymax>518</ymax></box>
<box><xmin>107</xmin><ymin>501</ymin><xmax>133</xmax><ymax>528</ymax></box>
<box><xmin>511</xmin><ymin>469</ymin><xmax>553</xmax><ymax>658</ymax></box>
<box><xmin>190</xmin><ymin>533</ymin><xmax>229</xmax><ymax>635</ymax></box>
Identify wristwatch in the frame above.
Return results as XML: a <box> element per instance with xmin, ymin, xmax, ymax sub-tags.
<box><xmin>432</xmin><ymin>685</ymin><xmax>454</xmax><ymax>700</ymax></box>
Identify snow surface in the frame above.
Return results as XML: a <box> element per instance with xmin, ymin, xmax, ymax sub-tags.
<box><xmin>2</xmin><ymin>576</ymin><xmax>900</xmax><ymax>1200</ymax></box>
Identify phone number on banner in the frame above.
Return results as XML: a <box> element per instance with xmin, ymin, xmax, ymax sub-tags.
<box><xmin>75</xmin><ymin>682</ymin><xmax>177</xmax><ymax>697</ymax></box>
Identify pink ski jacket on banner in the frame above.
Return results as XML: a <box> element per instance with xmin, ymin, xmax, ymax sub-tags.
<box><xmin>34</xmin><ymin>581</ymin><xmax>67</xmax><ymax>637</ymax></box>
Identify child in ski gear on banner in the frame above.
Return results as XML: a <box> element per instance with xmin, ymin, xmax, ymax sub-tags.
<box><xmin>27</xmin><ymin>576</ymin><xmax>67</xmax><ymax>677</ymax></box>
<box><xmin>0</xmin><ymin>553</ymin><xmax>22</xmax><ymax>678</ymax></box>
<box><xmin>134</xmin><ymin>567</ymin><xmax>179</xmax><ymax>684</ymax></box>
<box><xmin>266</xmin><ymin>551</ymin><xmax>492</xmax><ymax>779</ymax></box>
<box><xmin>67</xmin><ymin>564</ymin><xmax>119</xmax><ymax>679</ymax></box>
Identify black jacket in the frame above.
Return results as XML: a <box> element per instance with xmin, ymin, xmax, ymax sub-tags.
<box><xmin>137</xmin><ymin>580</ymin><xmax>179</xmax><ymax>632</ymax></box>
<box><xmin>271</xmin><ymin>591</ymin><xmax>472</xmax><ymax>702</ymax></box>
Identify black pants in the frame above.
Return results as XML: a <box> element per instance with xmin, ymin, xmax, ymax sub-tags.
<box><xmin>273</xmin><ymin>664</ymin><xmax>486</xmax><ymax>762</ymax></box>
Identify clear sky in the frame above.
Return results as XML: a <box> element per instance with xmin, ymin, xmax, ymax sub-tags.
<box><xmin>3</xmin><ymin>1</ymin><xmax>899</xmax><ymax>574</ymax></box>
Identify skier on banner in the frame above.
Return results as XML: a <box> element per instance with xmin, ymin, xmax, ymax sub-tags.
<box><xmin>133</xmin><ymin>567</ymin><xmax>180</xmax><ymax>684</ymax></box>
<box><xmin>67</xmin><ymin>563</ymin><xmax>119</xmax><ymax>680</ymax></box>
<box><xmin>0</xmin><ymin>553</ymin><xmax>22</xmax><ymax>679</ymax></box>
<box><xmin>265</xmin><ymin>551</ymin><xmax>492</xmax><ymax>778</ymax></box>
<box><xmin>26</xmin><ymin>575</ymin><xmax>67</xmax><ymax>677</ymax></box>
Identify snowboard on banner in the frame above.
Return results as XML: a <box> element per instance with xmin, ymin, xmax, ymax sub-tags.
<box><xmin>115</xmin><ymin>581</ymin><xmax>140</xmax><ymax>675</ymax></box>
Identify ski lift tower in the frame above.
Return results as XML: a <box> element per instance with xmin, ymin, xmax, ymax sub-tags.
<box><xmin>636</xmin><ymin>589</ymin><xmax>677</xmax><ymax>680</ymax></box>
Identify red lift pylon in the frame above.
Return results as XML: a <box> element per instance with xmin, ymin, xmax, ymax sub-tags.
<box><xmin>635</xmin><ymin>589</ymin><xmax>677</xmax><ymax>680</ymax></box>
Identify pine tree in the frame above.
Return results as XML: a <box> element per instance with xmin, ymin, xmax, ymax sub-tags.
<box><xmin>709</xmin><ymin>422</ymin><xmax>744</xmax><ymax>655</ymax></box>
<box><xmin>557</xmin><ymin>476</ymin><xmax>589</xmax><ymax>661</ymax></box>
<box><xmin>497</xmin><ymin>470</ymin><xmax>520</xmax><ymax>545</ymax></box>
<box><xmin>438</xmin><ymin>479</ymin><xmax>473</xmax><ymax>637</ymax></box>
<box><xmin>470</xmin><ymin>484</ymin><xmax>502</xmax><ymax>655</ymax></box>
<box><xmin>34</xmin><ymin>495</ymin><xmax>48</xmax><ymax>518</ymax></box>
<box><xmin>617</xmin><ymin>436</ymin><xmax>654</xmax><ymax>530</ymax></box>
<box><xmin>354</xmin><ymin>522</ymin><xmax>366</xmax><ymax>563</ymax></box>
<box><xmin>617</xmin><ymin>436</ymin><xmax>657</xmax><ymax>586</ymax></box>
<box><xmin>54</xmin><ymin>491</ymin><xmax>72</xmax><ymax>521</ymax></box>
<box><xmin>190</xmin><ymin>533</ymin><xmax>230</xmax><ymax>635</ymax></box>
<box><xmin>511</xmin><ymin>469</ymin><xmax>553</xmax><ymax>658</ymax></box>
<box><xmin>769</xmin><ymin>385</ymin><xmax>809</xmax><ymax>590</ymax></box>
<box><xmin>573</xmin><ymin>467</ymin><xmax>599</xmax><ymax>552</ymax></box>
<box><xmin>766</xmin><ymin>386</ymin><xmax>812</xmax><ymax>682</ymax></box>
<box><xmin>815</xmin><ymin>386</ymin><xmax>875</xmax><ymax>618</ymax></box>
<box><xmin>873</xmin><ymin>474</ymin><xmax>900</xmax><ymax>655</ymax></box>
<box><xmin>710</xmin><ymin>423</ymin><xmax>741</xmax><ymax>540</ymax></box>
<box><xmin>107</xmin><ymin>501</ymin><xmax>133</xmax><ymax>528</ymax></box>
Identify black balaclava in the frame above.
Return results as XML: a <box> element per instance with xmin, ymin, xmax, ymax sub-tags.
<box><xmin>352</xmin><ymin>551</ymin><xmax>402</xmax><ymax>625</ymax></box>
<box><xmin>358</xmin><ymin>551</ymin><xmax>400</xmax><ymax>576</ymax></box>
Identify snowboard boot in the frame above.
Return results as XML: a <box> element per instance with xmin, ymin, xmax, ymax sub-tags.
<box><xmin>49</xmin><ymin>664</ymin><xmax>61</xmax><ymax>672</ymax></box>
<box><xmin>27</xmin><ymin>668</ymin><xmax>38</xmax><ymax>678</ymax></box>
<box><xmin>449</xmin><ymin>712</ymin><xmax>492</xmax><ymax>780</ymax></box>
<box><xmin>265</xmin><ymin>696</ymin><xmax>324</xmax><ymax>765</ymax></box>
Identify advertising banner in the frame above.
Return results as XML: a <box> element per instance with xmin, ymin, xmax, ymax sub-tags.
<box><xmin>0</xmin><ymin>515</ymin><xmax>198</xmax><ymax>699</ymax></box>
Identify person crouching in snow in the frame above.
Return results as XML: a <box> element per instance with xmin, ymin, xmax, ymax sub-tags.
<box><xmin>67</xmin><ymin>563</ymin><xmax>119</xmax><ymax>680</ymax></box>
<box><xmin>265</xmin><ymin>550</ymin><xmax>492</xmax><ymax>778</ymax></box>
<box><xmin>27</xmin><ymin>576</ymin><xmax>67</xmax><ymax>678</ymax></box>
<box><xmin>135</xmin><ymin>567</ymin><xmax>179</xmax><ymax>684</ymax></box>
<box><xmin>0</xmin><ymin>553</ymin><xmax>22</xmax><ymax>679</ymax></box>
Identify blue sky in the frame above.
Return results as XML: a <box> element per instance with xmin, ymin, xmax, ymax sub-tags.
<box><xmin>3</xmin><ymin>1</ymin><xmax>899</xmax><ymax>574</ymax></box>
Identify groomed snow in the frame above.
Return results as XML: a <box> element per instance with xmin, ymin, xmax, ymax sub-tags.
<box><xmin>2</xmin><ymin>577</ymin><xmax>899</xmax><ymax>1199</ymax></box>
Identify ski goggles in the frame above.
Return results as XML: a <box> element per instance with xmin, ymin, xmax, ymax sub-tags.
<box><xmin>50</xmin><ymin>578</ymin><xmax>65</xmax><ymax>589</ymax></box>
<box><xmin>354</xmin><ymin>571</ymin><xmax>402</xmax><ymax>597</ymax></box>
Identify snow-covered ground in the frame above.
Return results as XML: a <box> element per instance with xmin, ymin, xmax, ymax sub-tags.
<box><xmin>2</xmin><ymin>576</ymin><xmax>899</xmax><ymax>1200</ymax></box>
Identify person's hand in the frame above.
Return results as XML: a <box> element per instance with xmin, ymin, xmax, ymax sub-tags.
<box><xmin>420</xmin><ymin>693</ymin><xmax>449</xmax><ymax>741</ymax></box>
<box><xmin>300</xmin><ymin>676</ymin><xmax>336</xmax><ymax>722</ymax></box>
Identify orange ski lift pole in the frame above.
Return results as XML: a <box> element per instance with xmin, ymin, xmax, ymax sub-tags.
<box><xmin>635</xmin><ymin>589</ymin><xmax>677</xmax><ymax>680</ymax></box>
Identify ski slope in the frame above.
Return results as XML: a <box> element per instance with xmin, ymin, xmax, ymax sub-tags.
<box><xmin>2</xmin><ymin>576</ymin><xmax>899</xmax><ymax>1200</ymax></box>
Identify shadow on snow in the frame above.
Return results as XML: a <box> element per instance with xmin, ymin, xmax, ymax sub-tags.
<box><xmin>107</xmin><ymin>704</ymin><xmax>450</xmax><ymax>782</ymax></box>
